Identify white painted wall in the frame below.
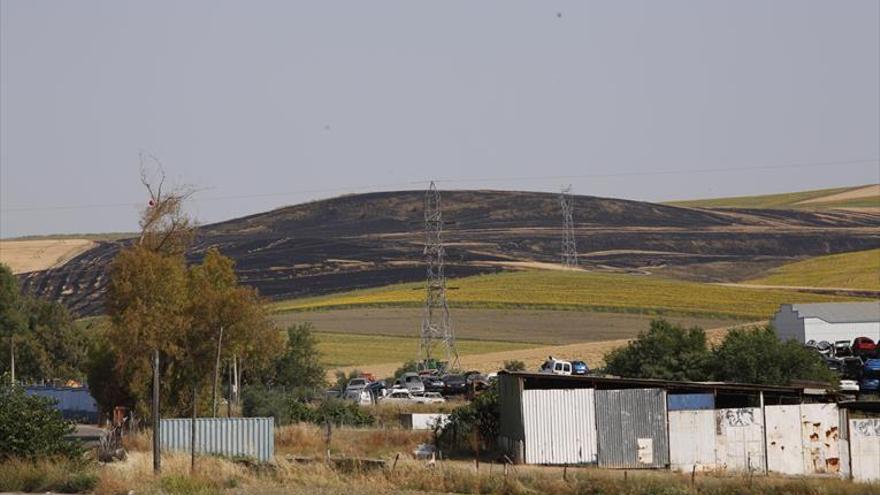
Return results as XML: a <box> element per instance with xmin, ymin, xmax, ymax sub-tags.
<box><xmin>669</xmin><ymin>410</ymin><xmax>716</xmax><ymax>472</ymax></box>
<box><xmin>802</xmin><ymin>318</ymin><xmax>879</xmax><ymax>344</ymax></box>
<box><xmin>772</xmin><ymin>305</ymin><xmax>880</xmax><ymax>344</ymax></box>
<box><xmin>766</xmin><ymin>405</ymin><xmax>804</xmax><ymax>475</ymax></box>
<box><xmin>849</xmin><ymin>419</ymin><xmax>880</xmax><ymax>482</ymax></box>
<box><xmin>715</xmin><ymin>408</ymin><xmax>766</xmax><ymax>473</ymax></box>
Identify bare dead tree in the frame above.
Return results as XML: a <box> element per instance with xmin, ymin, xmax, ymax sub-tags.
<box><xmin>138</xmin><ymin>152</ymin><xmax>196</xmax><ymax>255</ymax></box>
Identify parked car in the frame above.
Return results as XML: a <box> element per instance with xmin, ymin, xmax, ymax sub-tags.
<box><xmin>345</xmin><ymin>377</ymin><xmax>370</xmax><ymax>395</ymax></box>
<box><xmin>571</xmin><ymin>360</ymin><xmax>589</xmax><ymax>375</ymax></box>
<box><xmin>859</xmin><ymin>359</ymin><xmax>880</xmax><ymax>393</ymax></box>
<box><xmin>834</xmin><ymin>340</ymin><xmax>853</xmax><ymax>357</ymax></box>
<box><xmin>441</xmin><ymin>374</ymin><xmax>468</xmax><ymax>395</ymax></box>
<box><xmin>396</xmin><ymin>372</ymin><xmax>426</xmax><ymax>394</ymax></box>
<box><xmin>852</xmin><ymin>337</ymin><xmax>877</xmax><ymax>358</ymax></box>
<box><xmin>466</xmin><ymin>373</ymin><xmax>490</xmax><ymax>391</ymax></box>
<box><xmin>365</xmin><ymin>380</ymin><xmax>389</xmax><ymax>401</ymax></box>
<box><xmin>539</xmin><ymin>357</ymin><xmax>572</xmax><ymax>376</ymax></box>
<box><xmin>380</xmin><ymin>389</ymin><xmax>420</xmax><ymax>404</ymax></box>
<box><xmin>412</xmin><ymin>391</ymin><xmax>446</xmax><ymax>404</ymax></box>
<box><xmin>421</xmin><ymin>375</ymin><xmax>445</xmax><ymax>393</ymax></box>
<box><xmin>839</xmin><ymin>379</ymin><xmax>860</xmax><ymax>392</ymax></box>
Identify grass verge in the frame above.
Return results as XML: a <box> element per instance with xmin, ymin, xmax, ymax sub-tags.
<box><xmin>0</xmin><ymin>458</ymin><xmax>98</xmax><ymax>493</ymax></box>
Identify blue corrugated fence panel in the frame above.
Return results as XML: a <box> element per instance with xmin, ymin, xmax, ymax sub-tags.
<box><xmin>667</xmin><ymin>393</ymin><xmax>715</xmax><ymax>411</ymax></box>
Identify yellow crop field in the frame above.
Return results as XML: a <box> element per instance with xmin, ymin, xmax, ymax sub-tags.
<box><xmin>274</xmin><ymin>270</ymin><xmax>866</xmax><ymax>320</ymax></box>
<box><xmin>315</xmin><ymin>332</ymin><xmax>533</xmax><ymax>368</ymax></box>
<box><xmin>747</xmin><ymin>249</ymin><xmax>880</xmax><ymax>290</ymax></box>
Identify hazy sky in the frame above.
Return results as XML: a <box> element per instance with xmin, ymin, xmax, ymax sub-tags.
<box><xmin>1</xmin><ymin>1</ymin><xmax>878</xmax><ymax>238</ymax></box>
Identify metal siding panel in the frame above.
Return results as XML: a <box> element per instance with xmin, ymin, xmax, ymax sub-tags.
<box><xmin>715</xmin><ymin>408</ymin><xmax>765</xmax><ymax>473</ymax></box>
<box><xmin>668</xmin><ymin>410</ymin><xmax>716</xmax><ymax>472</ymax></box>
<box><xmin>800</xmin><ymin>403</ymin><xmax>840</xmax><ymax>475</ymax></box>
<box><xmin>159</xmin><ymin>417</ymin><xmax>274</xmax><ymax>462</ymax></box>
<box><xmin>521</xmin><ymin>388</ymin><xmax>597</xmax><ymax>465</ymax></box>
<box><xmin>765</xmin><ymin>405</ymin><xmax>804</xmax><ymax>475</ymax></box>
<box><xmin>596</xmin><ymin>389</ymin><xmax>668</xmax><ymax>469</ymax></box>
<box><xmin>849</xmin><ymin>419</ymin><xmax>880</xmax><ymax>482</ymax></box>
<box><xmin>667</xmin><ymin>393</ymin><xmax>715</xmax><ymax>411</ymax></box>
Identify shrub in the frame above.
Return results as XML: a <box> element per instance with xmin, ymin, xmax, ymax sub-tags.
<box><xmin>0</xmin><ymin>385</ymin><xmax>83</xmax><ymax>460</ymax></box>
<box><xmin>502</xmin><ymin>360</ymin><xmax>526</xmax><ymax>372</ymax></box>
<box><xmin>313</xmin><ymin>399</ymin><xmax>374</xmax><ymax>427</ymax></box>
<box><xmin>439</xmin><ymin>383</ymin><xmax>499</xmax><ymax>455</ymax></box>
<box><xmin>241</xmin><ymin>386</ymin><xmax>291</xmax><ymax>425</ymax></box>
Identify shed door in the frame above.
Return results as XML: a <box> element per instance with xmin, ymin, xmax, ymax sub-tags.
<box><xmin>800</xmin><ymin>403</ymin><xmax>840</xmax><ymax>475</ymax></box>
<box><xmin>715</xmin><ymin>408</ymin><xmax>765</xmax><ymax>473</ymax></box>
<box><xmin>766</xmin><ymin>405</ymin><xmax>804</xmax><ymax>475</ymax></box>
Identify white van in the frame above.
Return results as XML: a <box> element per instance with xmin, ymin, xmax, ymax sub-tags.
<box><xmin>539</xmin><ymin>357</ymin><xmax>572</xmax><ymax>376</ymax></box>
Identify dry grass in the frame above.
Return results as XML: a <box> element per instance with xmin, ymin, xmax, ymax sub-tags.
<box><xmin>89</xmin><ymin>452</ymin><xmax>880</xmax><ymax>495</ymax></box>
<box><xmin>274</xmin><ymin>423</ymin><xmax>431</xmax><ymax>459</ymax></box>
<box><xmin>745</xmin><ymin>248</ymin><xmax>880</xmax><ymax>290</ymax></box>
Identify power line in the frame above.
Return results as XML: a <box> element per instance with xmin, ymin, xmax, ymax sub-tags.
<box><xmin>3</xmin><ymin>158</ymin><xmax>877</xmax><ymax>213</ymax></box>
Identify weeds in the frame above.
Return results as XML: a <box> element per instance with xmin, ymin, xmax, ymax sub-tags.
<box><xmin>0</xmin><ymin>458</ymin><xmax>98</xmax><ymax>493</ymax></box>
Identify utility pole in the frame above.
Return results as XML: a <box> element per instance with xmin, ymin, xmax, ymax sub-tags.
<box><xmin>152</xmin><ymin>349</ymin><xmax>161</xmax><ymax>474</ymax></box>
<box><xmin>419</xmin><ymin>182</ymin><xmax>460</xmax><ymax>371</ymax></box>
<box><xmin>560</xmin><ymin>185</ymin><xmax>578</xmax><ymax>268</ymax></box>
<box><xmin>212</xmin><ymin>326</ymin><xmax>224</xmax><ymax>417</ymax></box>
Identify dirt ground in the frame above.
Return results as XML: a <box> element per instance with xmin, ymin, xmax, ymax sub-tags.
<box><xmin>274</xmin><ymin>307</ymin><xmax>743</xmax><ymax>346</ymax></box>
<box><xmin>0</xmin><ymin>239</ymin><xmax>95</xmax><ymax>274</ymax></box>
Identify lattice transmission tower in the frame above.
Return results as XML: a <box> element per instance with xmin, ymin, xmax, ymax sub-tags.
<box><xmin>560</xmin><ymin>185</ymin><xmax>578</xmax><ymax>268</ymax></box>
<box><xmin>419</xmin><ymin>181</ymin><xmax>460</xmax><ymax>371</ymax></box>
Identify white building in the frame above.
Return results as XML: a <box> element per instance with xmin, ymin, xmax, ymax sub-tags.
<box><xmin>772</xmin><ymin>302</ymin><xmax>880</xmax><ymax>344</ymax></box>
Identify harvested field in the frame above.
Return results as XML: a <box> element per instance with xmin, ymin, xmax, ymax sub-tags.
<box><xmin>276</xmin><ymin>307</ymin><xmax>741</xmax><ymax>345</ymax></box>
<box><xmin>315</xmin><ymin>332</ymin><xmax>532</xmax><ymax>368</ymax></box>
<box><xmin>0</xmin><ymin>239</ymin><xmax>95</xmax><ymax>274</ymax></box>
<box><xmin>326</xmin><ymin>322</ymin><xmax>759</xmax><ymax>380</ymax></box>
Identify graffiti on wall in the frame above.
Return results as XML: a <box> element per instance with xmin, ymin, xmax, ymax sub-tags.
<box><xmin>851</xmin><ymin>419</ymin><xmax>880</xmax><ymax>438</ymax></box>
<box><xmin>721</xmin><ymin>408</ymin><xmax>755</xmax><ymax>427</ymax></box>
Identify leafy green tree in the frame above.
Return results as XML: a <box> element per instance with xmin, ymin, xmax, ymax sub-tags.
<box><xmin>712</xmin><ymin>326</ymin><xmax>837</xmax><ymax>385</ymax></box>
<box><xmin>0</xmin><ymin>383</ymin><xmax>83</xmax><ymax>460</ymax></box>
<box><xmin>272</xmin><ymin>323</ymin><xmax>325</xmax><ymax>391</ymax></box>
<box><xmin>603</xmin><ymin>319</ymin><xmax>712</xmax><ymax>381</ymax></box>
<box><xmin>0</xmin><ymin>264</ymin><xmax>27</xmax><ymax>384</ymax></box>
<box><xmin>393</xmin><ymin>360</ymin><xmax>419</xmax><ymax>379</ymax></box>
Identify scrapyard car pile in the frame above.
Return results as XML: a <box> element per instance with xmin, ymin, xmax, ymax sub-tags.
<box><xmin>806</xmin><ymin>337</ymin><xmax>880</xmax><ymax>393</ymax></box>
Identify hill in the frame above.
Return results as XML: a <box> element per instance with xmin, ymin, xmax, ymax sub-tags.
<box><xmin>17</xmin><ymin>190</ymin><xmax>880</xmax><ymax>316</ymax></box>
<box><xmin>0</xmin><ymin>239</ymin><xmax>97</xmax><ymax>274</ymax></box>
<box><xmin>745</xmin><ymin>249</ymin><xmax>880</xmax><ymax>290</ymax></box>
<box><xmin>274</xmin><ymin>270</ymin><xmax>865</xmax><ymax>320</ymax></box>
<box><xmin>667</xmin><ymin>184</ymin><xmax>879</xmax><ymax>210</ymax></box>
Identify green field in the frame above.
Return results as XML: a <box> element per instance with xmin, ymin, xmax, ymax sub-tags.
<box><xmin>667</xmin><ymin>184</ymin><xmax>877</xmax><ymax>209</ymax></box>
<box><xmin>273</xmin><ymin>270</ymin><xmax>865</xmax><ymax>320</ymax></box>
<box><xmin>315</xmin><ymin>332</ymin><xmax>532</xmax><ymax>368</ymax></box>
<box><xmin>747</xmin><ymin>249</ymin><xmax>880</xmax><ymax>290</ymax></box>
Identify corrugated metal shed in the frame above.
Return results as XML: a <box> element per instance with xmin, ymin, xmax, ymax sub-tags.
<box><xmin>849</xmin><ymin>418</ymin><xmax>880</xmax><ymax>482</ymax></box>
<box><xmin>160</xmin><ymin>417</ymin><xmax>274</xmax><ymax>462</ymax></box>
<box><xmin>521</xmin><ymin>388</ymin><xmax>597</xmax><ymax>465</ymax></box>
<box><xmin>715</xmin><ymin>407</ymin><xmax>765</xmax><ymax>473</ymax></box>
<box><xmin>668</xmin><ymin>393</ymin><xmax>714</xmax><ymax>411</ymax></box>
<box><xmin>668</xmin><ymin>409</ymin><xmax>716</xmax><ymax>472</ymax></box>
<box><xmin>596</xmin><ymin>388</ymin><xmax>668</xmax><ymax>469</ymax></box>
